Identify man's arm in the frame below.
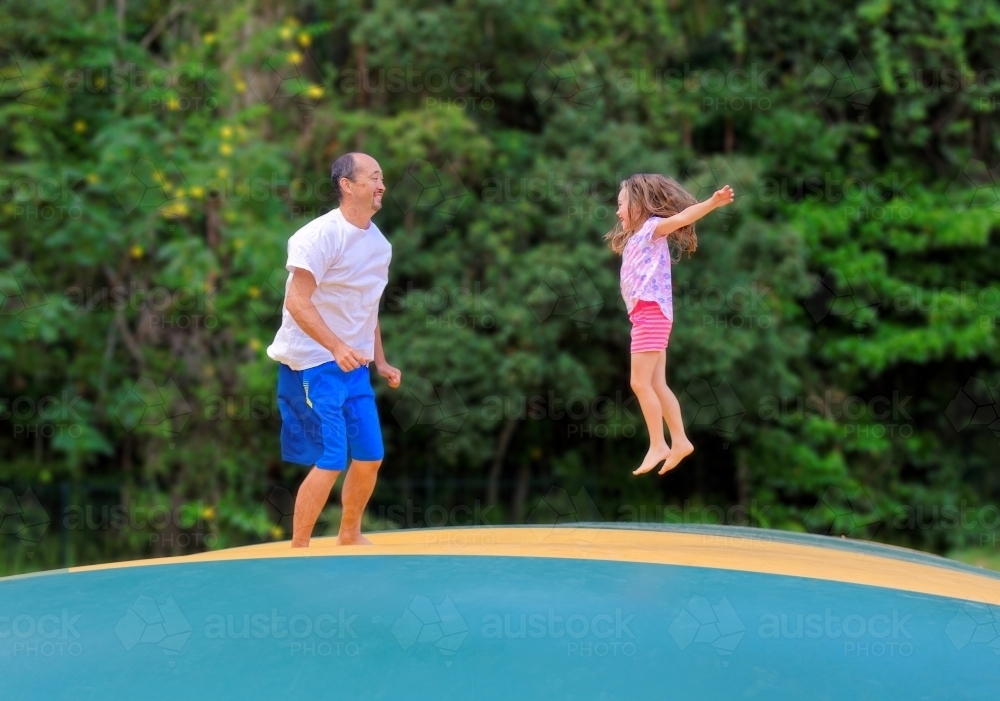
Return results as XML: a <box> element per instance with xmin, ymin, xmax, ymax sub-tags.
<box><xmin>373</xmin><ymin>317</ymin><xmax>401</xmax><ymax>388</ymax></box>
<box><xmin>653</xmin><ymin>185</ymin><xmax>735</xmax><ymax>239</ymax></box>
<box><xmin>285</xmin><ymin>266</ymin><xmax>370</xmax><ymax>371</ymax></box>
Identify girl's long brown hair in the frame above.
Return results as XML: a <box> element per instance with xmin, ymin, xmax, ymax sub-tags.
<box><xmin>605</xmin><ymin>173</ymin><xmax>698</xmax><ymax>258</ymax></box>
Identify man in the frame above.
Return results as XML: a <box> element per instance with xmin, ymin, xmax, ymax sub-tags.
<box><xmin>267</xmin><ymin>152</ymin><xmax>401</xmax><ymax>547</ymax></box>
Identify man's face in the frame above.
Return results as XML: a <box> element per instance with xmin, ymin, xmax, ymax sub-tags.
<box><xmin>343</xmin><ymin>154</ymin><xmax>385</xmax><ymax>212</ymax></box>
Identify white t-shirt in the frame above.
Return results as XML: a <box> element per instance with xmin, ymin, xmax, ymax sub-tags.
<box><xmin>267</xmin><ymin>208</ymin><xmax>392</xmax><ymax>370</ymax></box>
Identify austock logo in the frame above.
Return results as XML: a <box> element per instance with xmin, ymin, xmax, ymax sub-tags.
<box><xmin>806</xmin><ymin>50</ymin><xmax>880</xmax><ymax>121</ymax></box>
<box><xmin>391</xmin><ymin>377</ymin><xmax>468</xmax><ymax>449</ymax></box>
<box><xmin>527</xmin><ymin>50</ymin><xmax>603</xmax><ymax>119</ymax></box>
<box><xmin>945</xmin><ymin>160</ymin><xmax>1000</xmax><ymax>216</ymax></box>
<box><xmin>392</xmin><ymin>595</ymin><xmax>468</xmax><ymax>666</ymax></box>
<box><xmin>115</xmin><ymin>596</ymin><xmax>192</xmax><ymax>661</ymax></box>
<box><xmin>249</xmin><ymin>268</ymin><xmax>289</xmax><ymax>323</ymax></box>
<box><xmin>114</xmin><ymin>159</ymin><xmax>190</xmax><ymax>216</ymax></box>
<box><xmin>0</xmin><ymin>267</ymin><xmax>50</xmax><ymax>339</ymax></box>
<box><xmin>946</xmin><ymin>603</ymin><xmax>1000</xmax><ymax>658</ymax></box>
<box><xmin>526</xmin><ymin>268</ymin><xmax>604</xmax><ymax>339</ymax></box>
<box><xmin>946</xmin><ymin>377</ymin><xmax>1000</xmax><ymax>441</ymax></box>
<box><xmin>251</xmin><ymin>485</ymin><xmax>327</xmax><ymax>541</ymax></box>
<box><xmin>805</xmin><ymin>485</ymin><xmax>882</xmax><ymax>540</ymax></box>
<box><xmin>0</xmin><ymin>50</ymin><xmax>50</xmax><ymax>120</ymax></box>
<box><xmin>249</xmin><ymin>49</ymin><xmax>324</xmax><ymax>120</ymax></box>
<box><xmin>526</xmin><ymin>486</ymin><xmax>602</xmax><ymax>543</ymax></box>
<box><xmin>804</xmin><ymin>268</ymin><xmax>880</xmax><ymax>338</ymax></box>
<box><xmin>0</xmin><ymin>487</ymin><xmax>50</xmax><ymax>547</ymax></box>
<box><xmin>683</xmin><ymin>158</ymin><xmax>746</xmax><ymax>232</ymax></box>
<box><xmin>669</xmin><ymin>595</ymin><xmax>745</xmax><ymax>666</ymax></box>
<box><xmin>391</xmin><ymin>160</ymin><xmax>469</xmax><ymax>229</ymax></box>
<box><xmin>113</xmin><ymin>377</ymin><xmax>192</xmax><ymax>448</ymax></box>
<box><xmin>681</xmin><ymin>378</ymin><xmax>745</xmax><ymax>448</ymax></box>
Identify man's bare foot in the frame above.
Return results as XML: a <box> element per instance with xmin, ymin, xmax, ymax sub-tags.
<box><xmin>633</xmin><ymin>446</ymin><xmax>670</xmax><ymax>475</ymax></box>
<box><xmin>658</xmin><ymin>439</ymin><xmax>694</xmax><ymax>474</ymax></box>
<box><xmin>336</xmin><ymin>532</ymin><xmax>373</xmax><ymax>546</ymax></box>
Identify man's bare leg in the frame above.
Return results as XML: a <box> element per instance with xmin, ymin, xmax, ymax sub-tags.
<box><xmin>292</xmin><ymin>466</ymin><xmax>341</xmax><ymax>548</ymax></box>
<box><xmin>337</xmin><ymin>459</ymin><xmax>382</xmax><ymax>545</ymax></box>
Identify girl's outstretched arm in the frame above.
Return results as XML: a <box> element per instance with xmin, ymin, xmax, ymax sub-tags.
<box><xmin>652</xmin><ymin>185</ymin><xmax>735</xmax><ymax>239</ymax></box>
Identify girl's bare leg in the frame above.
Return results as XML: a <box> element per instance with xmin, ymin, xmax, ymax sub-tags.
<box><xmin>630</xmin><ymin>351</ymin><xmax>670</xmax><ymax>475</ymax></box>
<box><xmin>652</xmin><ymin>350</ymin><xmax>694</xmax><ymax>474</ymax></box>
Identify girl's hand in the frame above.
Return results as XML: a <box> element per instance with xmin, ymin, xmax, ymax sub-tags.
<box><xmin>711</xmin><ymin>185</ymin><xmax>735</xmax><ymax>208</ymax></box>
<box><xmin>376</xmin><ymin>361</ymin><xmax>402</xmax><ymax>388</ymax></box>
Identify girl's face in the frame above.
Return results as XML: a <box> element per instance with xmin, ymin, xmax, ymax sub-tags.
<box><xmin>616</xmin><ymin>186</ymin><xmax>630</xmax><ymax>229</ymax></box>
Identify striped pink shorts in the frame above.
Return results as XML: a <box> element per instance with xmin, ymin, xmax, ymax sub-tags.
<box><xmin>629</xmin><ymin>300</ymin><xmax>673</xmax><ymax>353</ymax></box>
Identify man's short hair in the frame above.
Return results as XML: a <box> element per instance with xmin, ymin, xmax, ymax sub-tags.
<box><xmin>330</xmin><ymin>153</ymin><xmax>360</xmax><ymax>200</ymax></box>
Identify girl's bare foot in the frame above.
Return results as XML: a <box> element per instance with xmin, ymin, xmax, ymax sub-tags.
<box><xmin>336</xmin><ymin>532</ymin><xmax>373</xmax><ymax>546</ymax></box>
<box><xmin>633</xmin><ymin>445</ymin><xmax>671</xmax><ymax>475</ymax></box>
<box><xmin>658</xmin><ymin>439</ymin><xmax>694</xmax><ymax>474</ymax></box>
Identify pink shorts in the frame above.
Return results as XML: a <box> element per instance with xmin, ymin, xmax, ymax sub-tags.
<box><xmin>629</xmin><ymin>300</ymin><xmax>672</xmax><ymax>353</ymax></box>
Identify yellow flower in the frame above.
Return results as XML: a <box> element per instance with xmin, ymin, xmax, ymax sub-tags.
<box><xmin>130</xmin><ymin>244</ymin><xmax>144</xmax><ymax>259</ymax></box>
<box><xmin>297</xmin><ymin>32</ymin><xmax>311</xmax><ymax>48</ymax></box>
<box><xmin>249</xmin><ymin>338</ymin><xmax>262</xmax><ymax>351</ymax></box>
<box><xmin>235</xmin><ymin>80</ymin><xmax>247</xmax><ymax>92</ymax></box>
<box><xmin>288</xmin><ymin>51</ymin><xmax>302</xmax><ymax>65</ymax></box>
<box><xmin>271</xmin><ymin>525</ymin><xmax>284</xmax><ymax>539</ymax></box>
<box><xmin>94</xmin><ymin>76</ymin><xmax>105</xmax><ymax>89</ymax></box>
<box><xmin>279</xmin><ymin>27</ymin><xmax>293</xmax><ymax>40</ymax></box>
<box><xmin>249</xmin><ymin>285</ymin><xmax>260</xmax><ymax>298</ymax></box>
<box><xmin>162</xmin><ymin>183</ymin><xmax>173</xmax><ymax>194</ymax></box>
<box><xmin>191</xmin><ymin>186</ymin><xmax>205</xmax><ymax>198</ymax></box>
<box><xmin>72</xmin><ymin>120</ymin><xmax>87</xmax><ymax>133</ymax></box>
<box><xmin>86</xmin><ymin>173</ymin><xmax>99</xmax><ymax>185</ymax></box>
<box><xmin>167</xmin><ymin>97</ymin><xmax>181</xmax><ymax>110</ymax></box>
<box><xmin>202</xmin><ymin>505</ymin><xmax>216</xmax><ymax>520</ymax></box>
<box><xmin>221</xmin><ymin>126</ymin><xmax>233</xmax><ymax>139</ymax></box>
<box><xmin>220</xmin><ymin>143</ymin><xmax>233</xmax><ymax>156</ymax></box>
<box><xmin>216</xmin><ymin>167</ymin><xmax>228</xmax><ymax>178</ymax></box>
<box><xmin>160</xmin><ymin>201</ymin><xmax>189</xmax><ymax>218</ymax></box>
<box><xmin>234</xmin><ymin>238</ymin><xmax>245</xmax><ymax>249</ymax></box>
<box><xmin>203</xmin><ymin>32</ymin><xmax>217</xmax><ymax>45</ymax></box>
<box><xmin>305</xmin><ymin>85</ymin><xmax>323</xmax><ymax>100</ymax></box>
<box><xmin>175</xmin><ymin>187</ymin><xmax>187</xmax><ymax>197</ymax></box>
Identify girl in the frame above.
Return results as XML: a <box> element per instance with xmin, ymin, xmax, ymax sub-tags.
<box><xmin>607</xmin><ymin>174</ymin><xmax>734</xmax><ymax>476</ymax></box>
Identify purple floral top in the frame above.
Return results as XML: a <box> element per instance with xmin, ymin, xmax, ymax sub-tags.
<box><xmin>620</xmin><ymin>216</ymin><xmax>672</xmax><ymax>320</ymax></box>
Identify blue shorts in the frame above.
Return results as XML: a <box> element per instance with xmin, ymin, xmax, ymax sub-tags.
<box><xmin>277</xmin><ymin>362</ymin><xmax>384</xmax><ymax>470</ymax></box>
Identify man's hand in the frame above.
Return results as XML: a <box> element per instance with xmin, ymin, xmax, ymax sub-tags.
<box><xmin>376</xmin><ymin>361</ymin><xmax>402</xmax><ymax>388</ymax></box>
<box><xmin>710</xmin><ymin>185</ymin><xmax>735</xmax><ymax>208</ymax></box>
<box><xmin>332</xmin><ymin>342</ymin><xmax>371</xmax><ymax>372</ymax></box>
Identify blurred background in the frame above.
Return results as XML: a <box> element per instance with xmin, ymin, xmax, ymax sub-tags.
<box><xmin>1</xmin><ymin>0</ymin><xmax>998</xmax><ymax>576</ymax></box>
